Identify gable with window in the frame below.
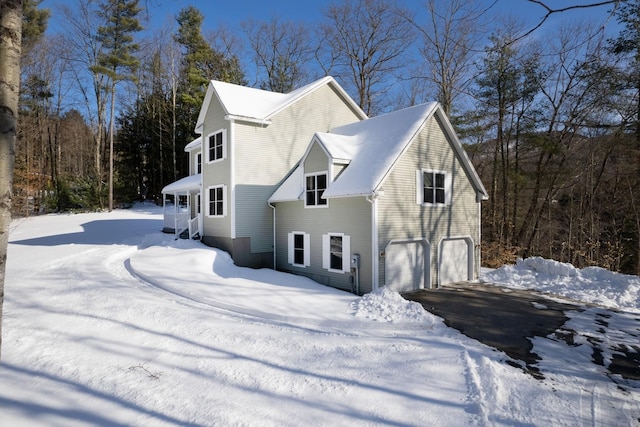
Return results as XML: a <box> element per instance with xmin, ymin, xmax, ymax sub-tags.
<box><xmin>417</xmin><ymin>169</ymin><xmax>452</xmax><ymax>206</ymax></box>
<box><xmin>322</xmin><ymin>232</ymin><xmax>351</xmax><ymax>273</ymax></box>
<box><xmin>207</xmin><ymin>129</ymin><xmax>226</xmax><ymax>163</ymax></box>
<box><xmin>305</xmin><ymin>172</ymin><xmax>328</xmax><ymax>207</ymax></box>
<box><xmin>207</xmin><ymin>185</ymin><xmax>226</xmax><ymax>217</ymax></box>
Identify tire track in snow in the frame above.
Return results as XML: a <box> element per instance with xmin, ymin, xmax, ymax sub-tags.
<box><xmin>462</xmin><ymin>349</ymin><xmax>490</xmax><ymax>426</ymax></box>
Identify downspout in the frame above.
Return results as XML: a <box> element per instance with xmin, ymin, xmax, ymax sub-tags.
<box><xmin>173</xmin><ymin>191</ymin><xmax>179</xmax><ymax>240</ymax></box>
<box><xmin>366</xmin><ymin>191</ymin><xmax>381</xmax><ymax>291</ymax></box>
<box><xmin>229</xmin><ymin>120</ymin><xmax>236</xmax><ymax>240</ymax></box>
<box><xmin>268</xmin><ymin>201</ymin><xmax>276</xmax><ymax>270</ymax></box>
<box><xmin>477</xmin><ymin>195</ymin><xmax>482</xmax><ymax>281</ymax></box>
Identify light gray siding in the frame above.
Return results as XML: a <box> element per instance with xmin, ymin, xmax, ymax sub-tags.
<box><xmin>304</xmin><ymin>142</ymin><xmax>329</xmax><ymax>173</ymax></box>
<box><xmin>235</xmin><ymin>184</ymin><xmax>274</xmax><ymax>253</ymax></box>
<box><xmin>189</xmin><ymin>145</ymin><xmax>202</xmax><ymax>176</ymax></box>
<box><xmin>274</xmin><ymin>197</ymin><xmax>372</xmax><ymax>294</ymax></box>
<box><xmin>201</xmin><ymin>96</ymin><xmax>232</xmax><ymax>239</ymax></box>
<box><xmin>377</xmin><ymin>114</ymin><xmax>480</xmax><ymax>288</ymax></box>
<box><xmin>234</xmin><ymin>84</ymin><xmax>362</xmax><ymax>186</ymax></box>
<box><xmin>231</xmin><ymin>83</ymin><xmax>364</xmax><ymax>256</ymax></box>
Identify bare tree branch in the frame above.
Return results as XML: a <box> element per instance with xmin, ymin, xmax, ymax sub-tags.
<box><xmin>508</xmin><ymin>0</ymin><xmax>623</xmax><ymax>45</ymax></box>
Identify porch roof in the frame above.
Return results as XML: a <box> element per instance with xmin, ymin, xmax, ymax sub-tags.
<box><xmin>161</xmin><ymin>174</ymin><xmax>201</xmax><ymax>194</ymax></box>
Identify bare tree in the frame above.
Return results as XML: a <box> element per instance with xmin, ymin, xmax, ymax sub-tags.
<box><xmin>404</xmin><ymin>0</ymin><xmax>487</xmax><ymax>115</ymax></box>
<box><xmin>242</xmin><ymin>16</ymin><xmax>313</xmax><ymax>93</ymax></box>
<box><xmin>61</xmin><ymin>0</ymin><xmax>110</xmax><ymax>208</ymax></box>
<box><xmin>0</xmin><ymin>0</ymin><xmax>23</xmax><ymax>359</ymax></box>
<box><xmin>318</xmin><ymin>0</ymin><xmax>414</xmax><ymax>115</ymax></box>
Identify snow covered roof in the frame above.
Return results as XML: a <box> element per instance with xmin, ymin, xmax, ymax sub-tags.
<box><xmin>184</xmin><ymin>137</ymin><xmax>201</xmax><ymax>152</ymax></box>
<box><xmin>161</xmin><ymin>174</ymin><xmax>201</xmax><ymax>194</ymax></box>
<box><xmin>269</xmin><ymin>102</ymin><xmax>488</xmax><ymax>202</ymax></box>
<box><xmin>195</xmin><ymin>76</ymin><xmax>367</xmax><ymax>133</ymax></box>
<box><xmin>268</xmin><ymin>164</ymin><xmax>304</xmax><ymax>203</ymax></box>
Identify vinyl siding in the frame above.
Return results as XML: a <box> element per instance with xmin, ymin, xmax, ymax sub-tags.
<box><xmin>189</xmin><ymin>146</ymin><xmax>202</xmax><ymax>176</ymax></box>
<box><xmin>274</xmin><ymin>197</ymin><xmax>372</xmax><ymax>293</ymax></box>
<box><xmin>201</xmin><ymin>96</ymin><xmax>232</xmax><ymax>239</ymax></box>
<box><xmin>377</xmin><ymin>114</ymin><xmax>480</xmax><ymax>288</ymax></box>
<box><xmin>304</xmin><ymin>142</ymin><xmax>329</xmax><ymax>173</ymax></box>
<box><xmin>231</xmin><ymin>83</ymin><xmax>364</xmax><ymax>253</ymax></box>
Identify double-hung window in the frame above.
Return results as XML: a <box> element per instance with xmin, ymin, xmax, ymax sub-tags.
<box><xmin>288</xmin><ymin>232</ymin><xmax>310</xmax><ymax>267</ymax></box>
<box><xmin>305</xmin><ymin>172</ymin><xmax>328</xmax><ymax>207</ymax></box>
<box><xmin>207</xmin><ymin>130</ymin><xmax>226</xmax><ymax>163</ymax></box>
<box><xmin>196</xmin><ymin>152</ymin><xmax>202</xmax><ymax>174</ymax></box>
<box><xmin>418</xmin><ymin>169</ymin><xmax>450</xmax><ymax>206</ymax></box>
<box><xmin>322</xmin><ymin>233</ymin><xmax>350</xmax><ymax>273</ymax></box>
<box><xmin>208</xmin><ymin>185</ymin><xmax>226</xmax><ymax>217</ymax></box>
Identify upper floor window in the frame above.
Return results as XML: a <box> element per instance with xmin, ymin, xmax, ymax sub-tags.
<box><xmin>208</xmin><ymin>185</ymin><xmax>226</xmax><ymax>217</ymax></box>
<box><xmin>207</xmin><ymin>130</ymin><xmax>226</xmax><ymax>163</ymax></box>
<box><xmin>196</xmin><ymin>152</ymin><xmax>202</xmax><ymax>174</ymax></box>
<box><xmin>417</xmin><ymin>169</ymin><xmax>451</xmax><ymax>206</ymax></box>
<box><xmin>305</xmin><ymin>172</ymin><xmax>328</xmax><ymax>207</ymax></box>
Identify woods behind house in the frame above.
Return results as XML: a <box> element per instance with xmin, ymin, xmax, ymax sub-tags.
<box><xmin>15</xmin><ymin>0</ymin><xmax>640</xmax><ymax>275</ymax></box>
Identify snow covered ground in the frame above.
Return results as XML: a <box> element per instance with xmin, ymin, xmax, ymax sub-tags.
<box><xmin>0</xmin><ymin>204</ymin><xmax>638</xmax><ymax>426</ymax></box>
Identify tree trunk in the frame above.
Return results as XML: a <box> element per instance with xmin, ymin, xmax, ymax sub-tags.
<box><xmin>0</xmin><ymin>0</ymin><xmax>23</xmax><ymax>360</ymax></box>
<box><xmin>109</xmin><ymin>85</ymin><xmax>115</xmax><ymax>212</ymax></box>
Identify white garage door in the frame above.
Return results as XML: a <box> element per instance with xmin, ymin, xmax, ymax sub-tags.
<box><xmin>385</xmin><ymin>241</ymin><xmax>425</xmax><ymax>293</ymax></box>
<box><xmin>439</xmin><ymin>239</ymin><xmax>470</xmax><ymax>285</ymax></box>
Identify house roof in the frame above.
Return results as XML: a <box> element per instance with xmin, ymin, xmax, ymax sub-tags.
<box><xmin>184</xmin><ymin>137</ymin><xmax>201</xmax><ymax>152</ymax></box>
<box><xmin>161</xmin><ymin>174</ymin><xmax>201</xmax><ymax>194</ymax></box>
<box><xmin>269</xmin><ymin>102</ymin><xmax>488</xmax><ymax>202</ymax></box>
<box><xmin>195</xmin><ymin>76</ymin><xmax>367</xmax><ymax>133</ymax></box>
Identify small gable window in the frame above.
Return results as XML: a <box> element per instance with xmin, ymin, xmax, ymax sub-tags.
<box><xmin>288</xmin><ymin>231</ymin><xmax>310</xmax><ymax>267</ymax></box>
<box><xmin>322</xmin><ymin>233</ymin><xmax>350</xmax><ymax>273</ymax></box>
<box><xmin>207</xmin><ymin>129</ymin><xmax>226</xmax><ymax>163</ymax></box>
<box><xmin>417</xmin><ymin>169</ymin><xmax>451</xmax><ymax>206</ymax></box>
<box><xmin>305</xmin><ymin>172</ymin><xmax>328</xmax><ymax>207</ymax></box>
<box><xmin>207</xmin><ymin>185</ymin><xmax>226</xmax><ymax>217</ymax></box>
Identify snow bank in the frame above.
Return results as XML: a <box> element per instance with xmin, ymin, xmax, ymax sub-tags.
<box><xmin>482</xmin><ymin>256</ymin><xmax>640</xmax><ymax>312</ymax></box>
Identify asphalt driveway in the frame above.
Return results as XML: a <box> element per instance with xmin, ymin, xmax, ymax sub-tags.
<box><xmin>403</xmin><ymin>282</ymin><xmax>640</xmax><ymax>381</ymax></box>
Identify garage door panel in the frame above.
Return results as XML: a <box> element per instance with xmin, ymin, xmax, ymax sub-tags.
<box><xmin>440</xmin><ymin>239</ymin><xmax>469</xmax><ymax>285</ymax></box>
<box><xmin>385</xmin><ymin>242</ymin><xmax>425</xmax><ymax>293</ymax></box>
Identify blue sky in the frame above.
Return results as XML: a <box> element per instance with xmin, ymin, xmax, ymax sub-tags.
<box><xmin>144</xmin><ymin>0</ymin><xmax>620</xmax><ymax>33</ymax></box>
<box><xmin>40</xmin><ymin>0</ymin><xmax>621</xmax><ymax>44</ymax></box>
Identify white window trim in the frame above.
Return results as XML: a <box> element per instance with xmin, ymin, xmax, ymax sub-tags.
<box><xmin>322</xmin><ymin>232</ymin><xmax>350</xmax><ymax>273</ymax></box>
<box><xmin>288</xmin><ymin>231</ymin><xmax>311</xmax><ymax>267</ymax></box>
<box><xmin>416</xmin><ymin>169</ymin><xmax>452</xmax><ymax>206</ymax></box>
<box><xmin>304</xmin><ymin>171</ymin><xmax>329</xmax><ymax>208</ymax></box>
<box><xmin>196</xmin><ymin>152</ymin><xmax>202</xmax><ymax>174</ymax></box>
<box><xmin>206</xmin><ymin>184</ymin><xmax>227</xmax><ymax>217</ymax></box>
<box><xmin>206</xmin><ymin>129</ymin><xmax>227</xmax><ymax>164</ymax></box>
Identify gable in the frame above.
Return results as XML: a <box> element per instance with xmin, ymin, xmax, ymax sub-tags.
<box><xmin>304</xmin><ymin>141</ymin><xmax>330</xmax><ymax>174</ymax></box>
<box><xmin>195</xmin><ymin>77</ymin><xmax>367</xmax><ymax>134</ymax></box>
<box><xmin>322</xmin><ymin>103</ymin><xmax>487</xmax><ymax>201</ymax></box>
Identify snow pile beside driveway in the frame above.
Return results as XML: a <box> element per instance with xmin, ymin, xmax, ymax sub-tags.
<box><xmin>350</xmin><ymin>287</ymin><xmax>443</xmax><ymax>327</ymax></box>
<box><xmin>482</xmin><ymin>256</ymin><xmax>640</xmax><ymax>312</ymax></box>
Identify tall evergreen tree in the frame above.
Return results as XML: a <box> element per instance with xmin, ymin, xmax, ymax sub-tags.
<box><xmin>93</xmin><ymin>0</ymin><xmax>142</xmax><ymax>211</ymax></box>
<box><xmin>473</xmin><ymin>26</ymin><xmax>542</xmax><ymax>249</ymax></box>
<box><xmin>21</xmin><ymin>0</ymin><xmax>50</xmax><ymax>56</ymax></box>
<box><xmin>172</xmin><ymin>6</ymin><xmax>245</xmax><ymax>180</ymax></box>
